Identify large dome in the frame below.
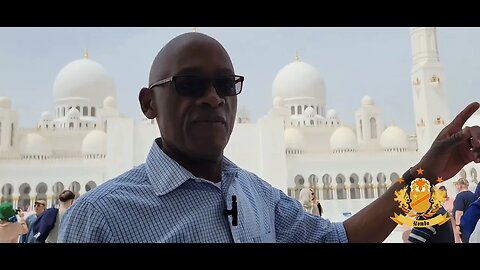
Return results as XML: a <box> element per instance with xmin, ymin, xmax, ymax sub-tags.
<box><xmin>330</xmin><ymin>126</ymin><xmax>357</xmax><ymax>151</ymax></box>
<box><xmin>380</xmin><ymin>125</ymin><xmax>409</xmax><ymax>150</ymax></box>
<box><xmin>53</xmin><ymin>58</ymin><xmax>116</xmax><ymax>104</ymax></box>
<box><xmin>82</xmin><ymin>130</ymin><xmax>107</xmax><ymax>155</ymax></box>
<box><xmin>284</xmin><ymin>128</ymin><xmax>305</xmax><ymax>151</ymax></box>
<box><xmin>20</xmin><ymin>133</ymin><xmax>52</xmax><ymax>156</ymax></box>
<box><xmin>272</xmin><ymin>61</ymin><xmax>325</xmax><ymax>100</ymax></box>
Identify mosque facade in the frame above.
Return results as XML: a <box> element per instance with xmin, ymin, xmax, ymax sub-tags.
<box><xmin>0</xmin><ymin>27</ymin><xmax>478</xmax><ymax>223</ymax></box>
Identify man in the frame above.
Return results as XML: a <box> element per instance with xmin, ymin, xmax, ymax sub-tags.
<box><xmin>453</xmin><ymin>178</ymin><xmax>476</xmax><ymax>242</ymax></box>
<box><xmin>407</xmin><ymin>206</ymin><xmax>454</xmax><ymax>243</ymax></box>
<box><xmin>59</xmin><ymin>32</ymin><xmax>480</xmax><ymax>243</ymax></box>
<box><xmin>34</xmin><ymin>190</ymin><xmax>75</xmax><ymax>243</ymax></box>
<box><xmin>0</xmin><ymin>203</ymin><xmax>28</xmax><ymax>243</ymax></box>
<box><xmin>21</xmin><ymin>199</ymin><xmax>46</xmax><ymax>243</ymax></box>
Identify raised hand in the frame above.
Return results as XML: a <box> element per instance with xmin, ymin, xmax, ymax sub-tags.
<box><xmin>414</xmin><ymin>102</ymin><xmax>480</xmax><ymax>181</ymax></box>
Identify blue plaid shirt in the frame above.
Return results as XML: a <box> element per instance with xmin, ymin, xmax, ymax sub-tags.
<box><xmin>58</xmin><ymin>140</ymin><xmax>348</xmax><ymax>243</ymax></box>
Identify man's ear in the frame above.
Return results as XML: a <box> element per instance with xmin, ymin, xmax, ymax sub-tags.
<box><xmin>139</xmin><ymin>88</ymin><xmax>157</xmax><ymax>119</ymax></box>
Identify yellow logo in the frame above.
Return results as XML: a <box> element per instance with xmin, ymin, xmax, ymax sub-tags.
<box><xmin>391</xmin><ymin>169</ymin><xmax>450</xmax><ymax>228</ymax></box>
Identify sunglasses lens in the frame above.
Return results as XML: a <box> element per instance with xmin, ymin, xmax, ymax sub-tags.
<box><xmin>214</xmin><ymin>76</ymin><xmax>237</xmax><ymax>96</ymax></box>
<box><xmin>174</xmin><ymin>76</ymin><xmax>208</xmax><ymax>97</ymax></box>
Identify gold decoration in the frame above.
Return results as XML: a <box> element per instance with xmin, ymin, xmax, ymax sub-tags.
<box><xmin>413</xmin><ymin>78</ymin><xmax>420</xmax><ymax>86</ymax></box>
<box><xmin>390</xmin><ymin>170</ymin><xmax>450</xmax><ymax>228</ymax></box>
<box><xmin>84</xmin><ymin>48</ymin><xmax>89</xmax><ymax>59</ymax></box>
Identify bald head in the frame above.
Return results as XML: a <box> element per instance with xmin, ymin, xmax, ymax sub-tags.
<box><xmin>149</xmin><ymin>32</ymin><xmax>233</xmax><ymax>86</ymax></box>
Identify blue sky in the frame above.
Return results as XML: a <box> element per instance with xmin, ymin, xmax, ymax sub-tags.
<box><xmin>0</xmin><ymin>27</ymin><xmax>479</xmax><ymax>134</ymax></box>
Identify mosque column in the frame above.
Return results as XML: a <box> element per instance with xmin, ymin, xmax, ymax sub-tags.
<box><xmin>373</xmin><ymin>183</ymin><xmax>378</xmax><ymax>198</ymax></box>
<box><xmin>359</xmin><ymin>184</ymin><xmax>365</xmax><ymax>199</ymax></box>
<box><xmin>13</xmin><ymin>195</ymin><xmax>19</xmax><ymax>209</ymax></box>
<box><xmin>345</xmin><ymin>183</ymin><xmax>351</xmax><ymax>199</ymax></box>
<box><xmin>332</xmin><ymin>182</ymin><xmax>337</xmax><ymax>200</ymax></box>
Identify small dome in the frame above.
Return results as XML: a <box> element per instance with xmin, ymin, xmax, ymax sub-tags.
<box><xmin>272</xmin><ymin>61</ymin><xmax>325</xmax><ymax>101</ymax></box>
<box><xmin>0</xmin><ymin>97</ymin><xmax>11</xmax><ymax>109</ymax></box>
<box><xmin>284</xmin><ymin>128</ymin><xmax>305</xmax><ymax>150</ymax></box>
<box><xmin>40</xmin><ymin>111</ymin><xmax>53</xmax><ymax>121</ymax></box>
<box><xmin>380</xmin><ymin>125</ymin><xmax>409</xmax><ymax>150</ymax></box>
<box><xmin>273</xmin><ymin>96</ymin><xmax>285</xmax><ymax>108</ymax></box>
<box><xmin>20</xmin><ymin>133</ymin><xmax>52</xmax><ymax>156</ymax></box>
<box><xmin>304</xmin><ymin>106</ymin><xmax>316</xmax><ymax>118</ymax></box>
<box><xmin>361</xmin><ymin>96</ymin><xmax>375</xmax><ymax>106</ymax></box>
<box><xmin>327</xmin><ymin>109</ymin><xmax>337</xmax><ymax>119</ymax></box>
<box><xmin>330</xmin><ymin>126</ymin><xmax>357</xmax><ymax>151</ymax></box>
<box><xmin>66</xmin><ymin>107</ymin><xmax>80</xmax><ymax>119</ymax></box>
<box><xmin>103</xmin><ymin>96</ymin><xmax>116</xmax><ymax>108</ymax></box>
<box><xmin>82</xmin><ymin>130</ymin><xmax>107</xmax><ymax>155</ymax></box>
<box><xmin>53</xmin><ymin>58</ymin><xmax>116</xmax><ymax>105</ymax></box>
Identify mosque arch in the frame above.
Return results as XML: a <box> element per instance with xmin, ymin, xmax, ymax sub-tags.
<box><xmin>390</xmin><ymin>172</ymin><xmax>399</xmax><ymax>184</ymax></box>
<box><xmin>51</xmin><ymin>182</ymin><xmax>65</xmax><ymax>207</ymax></box>
<box><xmin>18</xmin><ymin>183</ymin><xmax>31</xmax><ymax>211</ymax></box>
<box><xmin>85</xmin><ymin>181</ymin><xmax>97</xmax><ymax>192</ymax></box>
<box><xmin>69</xmin><ymin>181</ymin><xmax>81</xmax><ymax>199</ymax></box>
<box><xmin>349</xmin><ymin>173</ymin><xmax>361</xmax><ymax>199</ymax></box>
<box><xmin>471</xmin><ymin>168</ymin><xmax>478</xmax><ymax>184</ymax></box>
<box><xmin>308</xmin><ymin>174</ymin><xmax>319</xmax><ymax>200</ymax></box>
<box><xmin>35</xmin><ymin>182</ymin><xmax>48</xmax><ymax>202</ymax></box>
<box><xmin>370</xmin><ymin>117</ymin><xmax>377</xmax><ymax>139</ymax></box>
<box><xmin>459</xmin><ymin>169</ymin><xmax>467</xmax><ymax>179</ymax></box>
<box><xmin>1</xmin><ymin>183</ymin><xmax>13</xmax><ymax>203</ymax></box>
<box><xmin>294</xmin><ymin>175</ymin><xmax>305</xmax><ymax>199</ymax></box>
<box><xmin>336</xmin><ymin>174</ymin><xmax>347</xmax><ymax>200</ymax></box>
<box><xmin>322</xmin><ymin>174</ymin><xmax>333</xmax><ymax>200</ymax></box>
<box><xmin>363</xmin><ymin>173</ymin><xmax>374</xmax><ymax>199</ymax></box>
<box><xmin>377</xmin><ymin>173</ymin><xmax>387</xmax><ymax>196</ymax></box>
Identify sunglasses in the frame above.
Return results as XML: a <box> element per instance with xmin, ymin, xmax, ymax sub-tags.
<box><xmin>34</xmin><ymin>203</ymin><xmax>44</xmax><ymax>207</ymax></box>
<box><xmin>149</xmin><ymin>75</ymin><xmax>244</xmax><ymax>98</ymax></box>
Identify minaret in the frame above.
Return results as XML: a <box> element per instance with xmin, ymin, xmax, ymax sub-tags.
<box><xmin>410</xmin><ymin>27</ymin><xmax>450</xmax><ymax>154</ymax></box>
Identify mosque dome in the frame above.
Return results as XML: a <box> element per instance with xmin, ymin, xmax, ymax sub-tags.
<box><xmin>82</xmin><ymin>130</ymin><xmax>107</xmax><ymax>155</ymax></box>
<box><xmin>327</xmin><ymin>109</ymin><xmax>337</xmax><ymax>119</ymax></box>
<box><xmin>272</xmin><ymin>61</ymin><xmax>325</xmax><ymax>100</ymax></box>
<box><xmin>361</xmin><ymin>96</ymin><xmax>375</xmax><ymax>106</ymax></box>
<box><xmin>304</xmin><ymin>106</ymin><xmax>316</xmax><ymax>118</ymax></box>
<box><xmin>20</xmin><ymin>133</ymin><xmax>52</xmax><ymax>156</ymax></box>
<box><xmin>0</xmin><ymin>97</ymin><xmax>11</xmax><ymax>109</ymax></box>
<box><xmin>330</xmin><ymin>126</ymin><xmax>357</xmax><ymax>151</ymax></box>
<box><xmin>66</xmin><ymin>107</ymin><xmax>80</xmax><ymax>119</ymax></box>
<box><xmin>53</xmin><ymin>58</ymin><xmax>116</xmax><ymax>104</ymax></box>
<box><xmin>284</xmin><ymin>128</ymin><xmax>305</xmax><ymax>151</ymax></box>
<box><xmin>380</xmin><ymin>125</ymin><xmax>409</xmax><ymax>150</ymax></box>
<box><xmin>40</xmin><ymin>111</ymin><xmax>53</xmax><ymax>121</ymax></box>
<box><xmin>103</xmin><ymin>96</ymin><xmax>116</xmax><ymax>108</ymax></box>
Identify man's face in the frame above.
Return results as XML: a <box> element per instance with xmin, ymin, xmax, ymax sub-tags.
<box><xmin>34</xmin><ymin>202</ymin><xmax>45</xmax><ymax>215</ymax></box>
<box><xmin>151</xmin><ymin>38</ymin><xmax>237</xmax><ymax>161</ymax></box>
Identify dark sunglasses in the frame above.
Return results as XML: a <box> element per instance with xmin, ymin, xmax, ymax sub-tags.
<box><xmin>34</xmin><ymin>203</ymin><xmax>44</xmax><ymax>207</ymax></box>
<box><xmin>149</xmin><ymin>75</ymin><xmax>244</xmax><ymax>98</ymax></box>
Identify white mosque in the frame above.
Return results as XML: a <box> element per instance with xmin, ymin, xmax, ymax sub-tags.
<box><xmin>0</xmin><ymin>28</ymin><xmax>479</xmax><ymax>232</ymax></box>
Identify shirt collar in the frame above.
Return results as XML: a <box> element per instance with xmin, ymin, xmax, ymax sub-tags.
<box><xmin>145</xmin><ymin>138</ymin><xmax>240</xmax><ymax>196</ymax></box>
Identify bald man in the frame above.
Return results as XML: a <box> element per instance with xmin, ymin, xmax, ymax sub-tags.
<box><xmin>59</xmin><ymin>32</ymin><xmax>480</xmax><ymax>243</ymax></box>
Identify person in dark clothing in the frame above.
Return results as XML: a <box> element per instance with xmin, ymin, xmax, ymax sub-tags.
<box><xmin>453</xmin><ymin>177</ymin><xmax>476</xmax><ymax>242</ymax></box>
<box><xmin>407</xmin><ymin>207</ymin><xmax>454</xmax><ymax>243</ymax></box>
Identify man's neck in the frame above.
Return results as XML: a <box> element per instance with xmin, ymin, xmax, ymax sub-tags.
<box><xmin>157</xmin><ymin>138</ymin><xmax>222</xmax><ymax>183</ymax></box>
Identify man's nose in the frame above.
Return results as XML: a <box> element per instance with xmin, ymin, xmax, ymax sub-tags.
<box><xmin>196</xmin><ymin>84</ymin><xmax>225</xmax><ymax>107</ymax></box>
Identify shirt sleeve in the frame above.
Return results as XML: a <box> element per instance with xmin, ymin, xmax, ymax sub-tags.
<box><xmin>408</xmin><ymin>226</ymin><xmax>436</xmax><ymax>243</ymax></box>
<box><xmin>58</xmin><ymin>200</ymin><xmax>115</xmax><ymax>243</ymax></box>
<box><xmin>469</xmin><ymin>219</ymin><xmax>480</xmax><ymax>243</ymax></box>
<box><xmin>274</xmin><ymin>190</ymin><xmax>348</xmax><ymax>243</ymax></box>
